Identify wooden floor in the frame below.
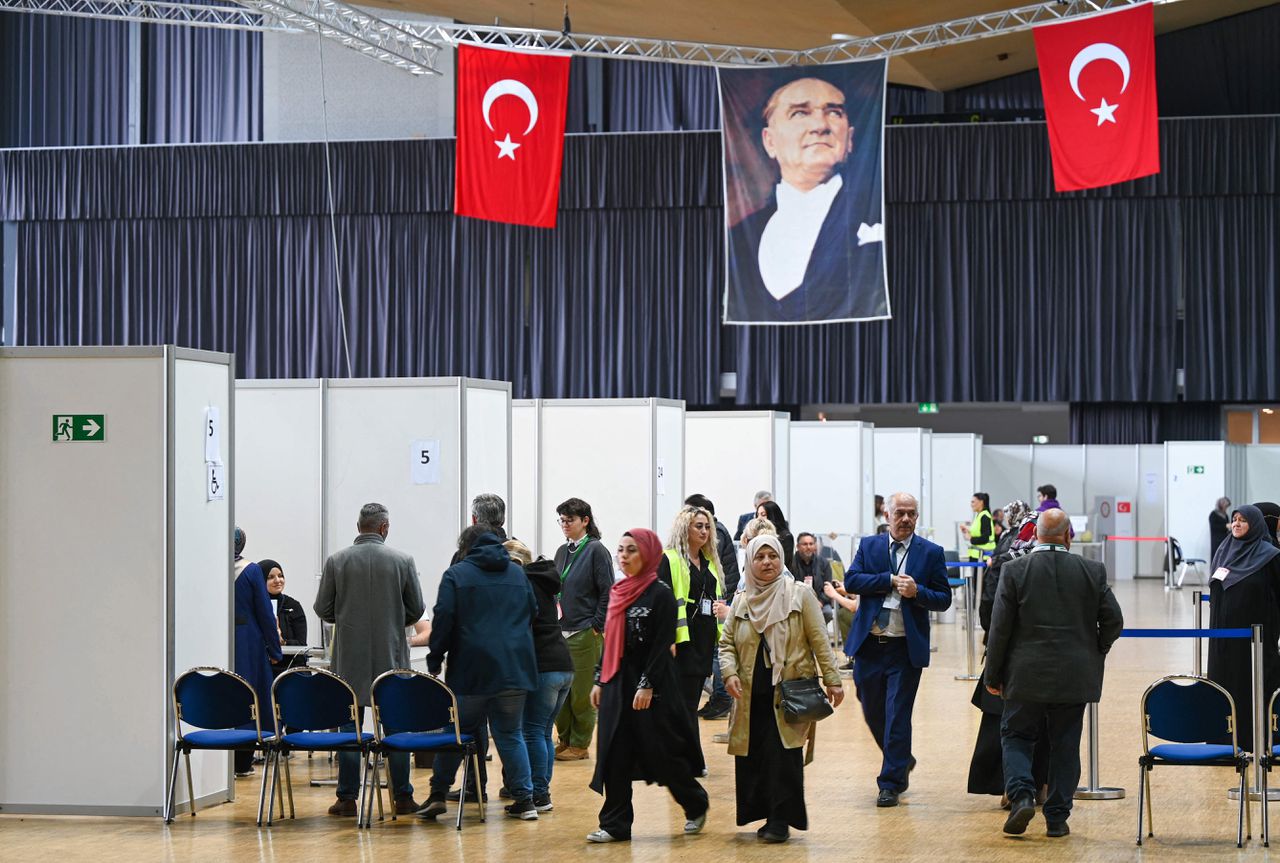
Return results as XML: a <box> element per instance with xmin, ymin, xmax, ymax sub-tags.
<box><xmin>1</xmin><ymin>579</ymin><xmax>1267</xmax><ymax>861</ymax></box>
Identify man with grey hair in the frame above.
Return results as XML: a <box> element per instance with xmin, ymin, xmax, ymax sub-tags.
<box><xmin>985</xmin><ymin>509</ymin><xmax>1123</xmax><ymax>838</ymax></box>
<box><xmin>734</xmin><ymin>490</ymin><xmax>773</xmax><ymax>541</ymax></box>
<box><xmin>471</xmin><ymin>493</ymin><xmax>507</xmax><ymax>534</ymax></box>
<box><xmin>845</xmin><ymin>491</ymin><xmax>951</xmax><ymax>807</ymax></box>
<box><xmin>315</xmin><ymin>502</ymin><xmax>426</xmax><ymax>817</ymax></box>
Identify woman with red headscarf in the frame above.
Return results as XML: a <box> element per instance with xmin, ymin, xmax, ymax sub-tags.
<box><xmin>585</xmin><ymin>529</ymin><xmax>709</xmax><ymax>843</ymax></box>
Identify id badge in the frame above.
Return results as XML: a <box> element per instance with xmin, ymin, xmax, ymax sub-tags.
<box><xmin>700</xmin><ymin>598</ymin><xmax>713</xmax><ymax>616</ymax></box>
<box><xmin>1213</xmin><ymin>567</ymin><xmax>1230</xmax><ymax>582</ymax></box>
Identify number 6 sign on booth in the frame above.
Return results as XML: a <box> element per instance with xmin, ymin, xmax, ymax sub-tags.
<box><xmin>410</xmin><ymin>439</ymin><xmax>441</xmax><ymax>485</ymax></box>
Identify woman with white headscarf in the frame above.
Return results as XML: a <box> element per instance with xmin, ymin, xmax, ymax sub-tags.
<box><xmin>719</xmin><ymin>534</ymin><xmax>843</xmax><ymax>843</ymax></box>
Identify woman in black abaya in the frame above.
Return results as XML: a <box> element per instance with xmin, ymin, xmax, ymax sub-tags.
<box><xmin>1207</xmin><ymin>505</ymin><xmax>1280</xmax><ymax>750</ymax></box>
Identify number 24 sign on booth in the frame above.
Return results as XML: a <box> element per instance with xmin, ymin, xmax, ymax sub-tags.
<box><xmin>411</xmin><ymin>440</ymin><xmax>442</xmax><ymax>485</ymax></box>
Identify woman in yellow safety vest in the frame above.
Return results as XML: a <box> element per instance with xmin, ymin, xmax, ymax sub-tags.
<box><xmin>960</xmin><ymin>492</ymin><xmax>997</xmax><ymax>561</ymax></box>
<box><xmin>658</xmin><ymin>504</ymin><xmax>726</xmax><ymax>772</ymax></box>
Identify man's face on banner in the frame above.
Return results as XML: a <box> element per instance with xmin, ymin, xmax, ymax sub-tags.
<box><xmin>760</xmin><ymin>78</ymin><xmax>852</xmax><ymax>192</ymax></box>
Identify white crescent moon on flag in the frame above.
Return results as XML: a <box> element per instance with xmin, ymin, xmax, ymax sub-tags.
<box><xmin>481</xmin><ymin>79</ymin><xmax>540</xmax><ymax>135</ymax></box>
<box><xmin>1067</xmin><ymin>43</ymin><xmax>1131</xmax><ymax>102</ymax></box>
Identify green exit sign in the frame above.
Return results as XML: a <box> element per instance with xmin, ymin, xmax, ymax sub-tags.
<box><xmin>918</xmin><ymin>403</ymin><xmax>939</xmax><ymax>415</ymax></box>
<box><xmin>1187</xmin><ymin>465</ymin><xmax>1205</xmax><ymax>475</ymax></box>
<box><xmin>52</xmin><ymin>414</ymin><xmax>105</xmax><ymax>442</ymax></box>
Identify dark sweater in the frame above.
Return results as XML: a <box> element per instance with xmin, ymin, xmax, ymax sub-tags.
<box><xmin>555</xmin><ymin>537</ymin><xmax>614</xmax><ymax>633</ymax></box>
<box><xmin>526</xmin><ymin>558</ymin><xmax>574</xmax><ymax>673</ymax></box>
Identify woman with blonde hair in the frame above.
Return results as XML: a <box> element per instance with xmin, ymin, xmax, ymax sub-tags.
<box><xmin>721</xmin><ymin>534</ymin><xmax>844</xmax><ymax>843</ymax></box>
<box><xmin>659</xmin><ymin>505</ymin><xmax>727</xmax><ymax>769</ymax></box>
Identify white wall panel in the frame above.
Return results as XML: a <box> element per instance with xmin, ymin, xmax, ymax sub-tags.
<box><xmin>686</xmin><ymin>411</ymin><xmax>788</xmax><ymax>532</ymax></box>
<box><xmin>234</xmin><ymin>381</ymin><xmax>324</xmax><ymax>646</ymax></box>
<box><xmin>789</xmin><ymin>422</ymin><xmax>866</xmax><ymax>548</ymax></box>
<box><xmin>1247</xmin><ymin>446</ymin><xmax>1280</xmax><ymax>505</ymax></box>
<box><xmin>510</xmin><ymin>400</ymin><xmax>539</xmax><ymax>549</ymax></box>
<box><xmin>931</xmin><ymin>433</ymin><xmax>982</xmax><ymax>551</ymax></box>
<box><xmin>1165</xmin><ymin>442</ymin><xmax>1229</xmax><ymax>563</ymax></box>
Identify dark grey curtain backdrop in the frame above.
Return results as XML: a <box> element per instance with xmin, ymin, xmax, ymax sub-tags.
<box><xmin>2</xmin><ymin>117</ymin><xmax>1277</xmax><ymax>408</ymax></box>
<box><xmin>0</xmin><ymin>14</ymin><xmax>132</xmax><ymax>147</ymax></box>
<box><xmin>142</xmin><ymin>21</ymin><xmax>263</xmax><ymax>144</ymax></box>
<box><xmin>1069</xmin><ymin>402</ymin><xmax>1224</xmax><ymax>444</ymax></box>
<box><xmin>0</xmin><ymin>15</ymin><xmax>261</xmax><ymax>147</ymax></box>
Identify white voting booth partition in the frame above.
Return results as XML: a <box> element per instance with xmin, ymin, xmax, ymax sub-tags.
<box><xmin>1246</xmin><ymin>446</ymin><xmax>1280</xmax><ymax>504</ymax></box>
<box><xmin>234</xmin><ymin>380</ymin><xmax>325</xmax><ymax>642</ymax></box>
<box><xmin>873</xmin><ymin>427</ymin><xmax>931</xmax><ymax>535</ymax></box>
<box><xmin>930</xmin><ymin>433</ymin><xmax>983</xmax><ymax>552</ymax></box>
<box><xmin>789</xmin><ymin>421</ymin><xmax>870</xmax><ymax>562</ymax></box>
<box><xmin>323</xmin><ymin>378</ymin><xmax>511</xmax><ymax>606</ymax></box>
<box><xmin>1165</xmin><ymin>441</ymin><xmax>1247</xmax><ymax>564</ymax></box>
<box><xmin>512</xmin><ymin>399</ymin><xmax>685</xmax><ymax>560</ymax></box>
<box><xmin>0</xmin><ymin>347</ymin><xmax>232</xmax><ymax>816</ymax></box>
<box><xmin>686</xmin><ymin>411</ymin><xmax>790</xmax><ymax>533</ymax></box>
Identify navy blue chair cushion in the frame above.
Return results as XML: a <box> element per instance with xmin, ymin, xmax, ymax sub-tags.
<box><xmin>372</xmin><ymin>674</ymin><xmax>454</xmax><ymax>733</ymax></box>
<box><xmin>1146</xmin><ymin>680</ymin><xmax>1234</xmax><ymax>745</ymax></box>
<box><xmin>1148</xmin><ymin>743</ymin><xmax>1238</xmax><ymax>763</ymax></box>
<box><xmin>279</xmin><ymin>731</ymin><xmax>373</xmax><ymax>750</ymax></box>
<box><xmin>184</xmin><ymin>729</ymin><xmax>270</xmax><ymax>749</ymax></box>
<box><xmin>380</xmin><ymin>731</ymin><xmax>475</xmax><ymax>752</ymax></box>
<box><xmin>176</xmin><ymin>671</ymin><xmax>257</xmax><ymax>730</ymax></box>
<box><xmin>273</xmin><ymin>671</ymin><xmax>357</xmax><ymax>731</ymax></box>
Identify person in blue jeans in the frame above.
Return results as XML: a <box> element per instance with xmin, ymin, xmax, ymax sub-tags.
<box><xmin>421</xmin><ymin>526</ymin><xmax>541</xmax><ymax>820</ymax></box>
<box><xmin>506</xmin><ymin>541</ymin><xmax>575</xmax><ymax>810</ymax></box>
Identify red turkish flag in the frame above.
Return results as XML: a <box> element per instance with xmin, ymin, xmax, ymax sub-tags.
<box><xmin>1033</xmin><ymin>3</ymin><xmax>1160</xmax><ymax>192</ymax></box>
<box><xmin>455</xmin><ymin>44</ymin><xmax>570</xmax><ymax>228</ymax></box>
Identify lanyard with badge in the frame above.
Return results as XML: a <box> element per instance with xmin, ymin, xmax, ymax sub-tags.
<box><xmin>560</xmin><ymin>537</ymin><xmax>590</xmax><ymax>584</ymax></box>
<box><xmin>884</xmin><ymin>540</ymin><xmax>909</xmax><ymax>610</ymax></box>
<box><xmin>692</xmin><ymin>556</ymin><xmax>715</xmax><ymax>618</ymax></box>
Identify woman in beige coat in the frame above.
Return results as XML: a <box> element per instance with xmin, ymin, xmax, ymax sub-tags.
<box><xmin>720</xmin><ymin>534</ymin><xmax>844</xmax><ymax>843</ymax></box>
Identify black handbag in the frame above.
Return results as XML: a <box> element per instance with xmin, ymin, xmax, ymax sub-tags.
<box><xmin>778</xmin><ymin>676</ymin><xmax>834</xmax><ymax>724</ymax></box>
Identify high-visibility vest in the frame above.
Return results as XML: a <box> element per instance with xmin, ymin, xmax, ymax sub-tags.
<box><xmin>967</xmin><ymin>510</ymin><xmax>997</xmax><ymax>560</ymax></box>
<box><xmin>664</xmin><ymin>548</ymin><xmax>724</xmax><ymax>644</ymax></box>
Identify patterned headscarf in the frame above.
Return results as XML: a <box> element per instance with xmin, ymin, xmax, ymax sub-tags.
<box><xmin>1002</xmin><ymin>500</ymin><xmax>1032</xmax><ymax>533</ymax></box>
<box><xmin>234</xmin><ymin>526</ymin><xmax>247</xmax><ymax>558</ymax></box>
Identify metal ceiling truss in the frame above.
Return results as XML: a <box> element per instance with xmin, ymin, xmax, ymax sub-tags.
<box><xmin>417</xmin><ymin>0</ymin><xmax>1178</xmax><ymax>67</ymax></box>
<box><xmin>1</xmin><ymin>0</ymin><xmax>1181</xmax><ymax>78</ymax></box>
<box><xmin>0</xmin><ymin>0</ymin><xmax>287</xmax><ymax>30</ymax></box>
<box><xmin>234</xmin><ymin>0</ymin><xmax>444</xmax><ymax>74</ymax></box>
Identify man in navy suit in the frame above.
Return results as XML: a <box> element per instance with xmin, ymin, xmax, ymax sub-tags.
<box><xmin>845</xmin><ymin>492</ymin><xmax>952</xmax><ymax>807</ymax></box>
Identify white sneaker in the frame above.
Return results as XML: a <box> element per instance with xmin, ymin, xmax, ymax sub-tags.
<box><xmin>684</xmin><ymin>811</ymin><xmax>707</xmax><ymax>834</ymax></box>
<box><xmin>587</xmin><ymin>829</ymin><xmax>621</xmax><ymax>843</ymax></box>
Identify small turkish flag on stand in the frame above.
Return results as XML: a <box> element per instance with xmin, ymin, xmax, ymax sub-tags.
<box><xmin>1033</xmin><ymin>2</ymin><xmax>1160</xmax><ymax>192</ymax></box>
<box><xmin>455</xmin><ymin>44</ymin><xmax>571</xmax><ymax>228</ymax></box>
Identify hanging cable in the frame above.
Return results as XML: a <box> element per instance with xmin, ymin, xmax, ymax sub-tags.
<box><xmin>316</xmin><ymin>30</ymin><xmax>354</xmax><ymax>377</ymax></box>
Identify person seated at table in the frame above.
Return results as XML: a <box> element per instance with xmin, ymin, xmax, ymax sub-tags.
<box><xmin>262</xmin><ymin>558</ymin><xmax>308</xmax><ymax>673</ymax></box>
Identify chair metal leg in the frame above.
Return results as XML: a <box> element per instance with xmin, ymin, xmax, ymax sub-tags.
<box><xmin>1264</xmin><ymin>759</ymin><xmax>1271</xmax><ymax>847</ymax></box>
<box><xmin>265</xmin><ymin>750</ymin><xmax>278</xmax><ymax>826</ymax></box>
<box><xmin>184</xmin><ymin>751</ymin><xmax>196</xmax><ymax>817</ymax></box>
<box><xmin>1136</xmin><ymin>765</ymin><xmax>1146</xmax><ymax>845</ymax></box>
<box><xmin>356</xmin><ymin>750</ymin><xmax>370</xmax><ymax>829</ymax></box>
<box><xmin>456</xmin><ymin>751</ymin><xmax>468</xmax><ymax>831</ymax></box>
<box><xmin>375</xmin><ymin>757</ymin><xmax>385</xmax><ymax>822</ymax></box>
<box><xmin>282</xmin><ymin>752</ymin><xmax>295</xmax><ymax>819</ymax></box>
<box><xmin>164</xmin><ymin>743</ymin><xmax>182</xmax><ymax>823</ymax></box>
<box><xmin>473</xmin><ymin>752</ymin><xmax>486</xmax><ymax>823</ymax></box>
<box><xmin>1246</xmin><ymin>763</ymin><xmax>1253</xmax><ymax>841</ymax></box>
<box><xmin>256</xmin><ymin>750</ymin><xmax>270</xmax><ymax>826</ymax></box>
<box><xmin>1238</xmin><ymin>767</ymin><xmax>1247</xmax><ymax>848</ymax></box>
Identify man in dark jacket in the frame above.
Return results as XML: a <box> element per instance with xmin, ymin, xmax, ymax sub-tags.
<box><xmin>795</xmin><ymin>532</ymin><xmax>834</xmax><ymax>622</ymax></box>
<box><xmin>984</xmin><ymin>509</ymin><xmax>1124</xmax><ymax>839</ymax></box>
<box><xmin>422</xmin><ymin>531</ymin><xmax>541</xmax><ymax>820</ymax></box>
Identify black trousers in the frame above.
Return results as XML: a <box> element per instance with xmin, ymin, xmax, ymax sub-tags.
<box><xmin>1001</xmin><ymin>700</ymin><xmax>1086</xmax><ymax>824</ymax></box>
<box><xmin>599</xmin><ymin>748</ymin><xmax>708</xmax><ymax>839</ymax></box>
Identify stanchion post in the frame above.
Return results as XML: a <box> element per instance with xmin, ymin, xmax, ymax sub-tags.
<box><xmin>1255</xmin><ymin>623</ymin><xmax>1266</xmax><ymax>798</ymax></box>
<box><xmin>1193</xmin><ymin>591</ymin><xmax>1203</xmax><ymax>677</ymax></box>
<box><xmin>954</xmin><ymin>571</ymin><xmax>979</xmax><ymax>681</ymax></box>
<box><xmin>1075</xmin><ymin>701</ymin><xmax>1125</xmax><ymax>800</ymax></box>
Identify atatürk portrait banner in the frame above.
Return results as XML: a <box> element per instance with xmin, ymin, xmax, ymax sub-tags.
<box><xmin>719</xmin><ymin>59</ymin><xmax>889</xmax><ymax>326</ymax></box>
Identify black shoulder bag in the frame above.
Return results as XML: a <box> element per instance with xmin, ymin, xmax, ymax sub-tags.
<box><xmin>761</xmin><ymin>638</ymin><xmax>833</xmax><ymax>724</ymax></box>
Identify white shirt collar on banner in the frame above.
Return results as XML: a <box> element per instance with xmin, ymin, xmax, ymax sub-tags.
<box><xmin>756</xmin><ymin>174</ymin><xmax>843</xmax><ymax>301</ymax></box>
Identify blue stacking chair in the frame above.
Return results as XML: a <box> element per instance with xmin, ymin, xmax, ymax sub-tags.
<box><xmin>165</xmin><ymin>667</ymin><xmax>275</xmax><ymax>824</ymax></box>
<box><xmin>368</xmin><ymin>669</ymin><xmax>484</xmax><ymax>830</ymax></box>
<box><xmin>1137</xmin><ymin>675</ymin><xmax>1252</xmax><ymax>847</ymax></box>
<box><xmin>265</xmin><ymin>667</ymin><xmax>375</xmax><ymax>826</ymax></box>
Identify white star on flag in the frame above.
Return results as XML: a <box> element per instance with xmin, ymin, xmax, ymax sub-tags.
<box><xmin>1090</xmin><ymin>97</ymin><xmax>1118</xmax><ymax>126</ymax></box>
<box><xmin>494</xmin><ymin>133</ymin><xmax>521</xmax><ymax>160</ymax></box>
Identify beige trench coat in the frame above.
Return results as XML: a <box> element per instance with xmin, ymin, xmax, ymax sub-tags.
<box><xmin>718</xmin><ymin>578</ymin><xmax>842</xmax><ymax>761</ymax></box>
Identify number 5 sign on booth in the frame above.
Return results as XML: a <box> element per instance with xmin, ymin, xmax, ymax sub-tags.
<box><xmin>411</xmin><ymin>440</ymin><xmax>441</xmax><ymax>485</ymax></box>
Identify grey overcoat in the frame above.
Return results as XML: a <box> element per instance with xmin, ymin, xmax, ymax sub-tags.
<box><xmin>315</xmin><ymin>533</ymin><xmax>426</xmax><ymax>706</ymax></box>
